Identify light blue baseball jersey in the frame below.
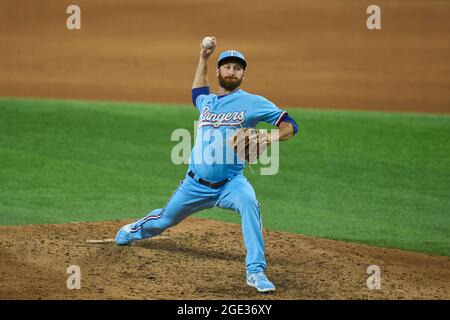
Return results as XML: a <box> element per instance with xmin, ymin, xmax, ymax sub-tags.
<box><xmin>189</xmin><ymin>88</ymin><xmax>287</xmax><ymax>182</ymax></box>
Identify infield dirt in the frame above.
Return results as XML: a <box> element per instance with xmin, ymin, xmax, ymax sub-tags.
<box><xmin>1</xmin><ymin>218</ymin><xmax>449</xmax><ymax>299</ymax></box>
<box><xmin>1</xmin><ymin>0</ymin><xmax>449</xmax><ymax>112</ymax></box>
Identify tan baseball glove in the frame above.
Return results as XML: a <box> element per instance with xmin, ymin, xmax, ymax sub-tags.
<box><xmin>231</xmin><ymin>128</ymin><xmax>271</xmax><ymax>163</ymax></box>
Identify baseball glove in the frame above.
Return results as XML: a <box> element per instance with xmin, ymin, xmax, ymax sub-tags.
<box><xmin>231</xmin><ymin>128</ymin><xmax>271</xmax><ymax>163</ymax></box>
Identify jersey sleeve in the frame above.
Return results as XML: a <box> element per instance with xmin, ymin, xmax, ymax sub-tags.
<box><xmin>252</xmin><ymin>95</ymin><xmax>288</xmax><ymax>126</ymax></box>
<box><xmin>192</xmin><ymin>86</ymin><xmax>210</xmax><ymax>111</ymax></box>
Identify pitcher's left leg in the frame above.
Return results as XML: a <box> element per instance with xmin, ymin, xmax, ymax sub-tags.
<box><xmin>216</xmin><ymin>175</ymin><xmax>275</xmax><ymax>292</ymax></box>
<box><xmin>216</xmin><ymin>175</ymin><xmax>266</xmax><ymax>274</ymax></box>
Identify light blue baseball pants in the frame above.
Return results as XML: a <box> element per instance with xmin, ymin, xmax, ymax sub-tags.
<box><xmin>127</xmin><ymin>172</ymin><xmax>266</xmax><ymax>275</ymax></box>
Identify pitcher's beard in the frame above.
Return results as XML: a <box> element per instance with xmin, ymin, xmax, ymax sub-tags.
<box><xmin>218</xmin><ymin>74</ymin><xmax>243</xmax><ymax>92</ymax></box>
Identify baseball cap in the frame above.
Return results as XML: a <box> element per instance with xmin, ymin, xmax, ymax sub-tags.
<box><xmin>217</xmin><ymin>50</ymin><xmax>247</xmax><ymax>69</ymax></box>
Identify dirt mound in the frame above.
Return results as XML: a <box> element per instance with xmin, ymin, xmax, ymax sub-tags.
<box><xmin>0</xmin><ymin>218</ymin><xmax>449</xmax><ymax>299</ymax></box>
<box><xmin>1</xmin><ymin>0</ymin><xmax>449</xmax><ymax>113</ymax></box>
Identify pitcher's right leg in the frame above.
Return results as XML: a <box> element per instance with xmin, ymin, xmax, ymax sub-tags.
<box><xmin>115</xmin><ymin>177</ymin><xmax>215</xmax><ymax>245</ymax></box>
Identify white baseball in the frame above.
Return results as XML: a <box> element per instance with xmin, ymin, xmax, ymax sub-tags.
<box><xmin>202</xmin><ymin>36</ymin><xmax>214</xmax><ymax>49</ymax></box>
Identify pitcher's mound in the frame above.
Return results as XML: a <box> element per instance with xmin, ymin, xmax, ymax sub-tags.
<box><xmin>0</xmin><ymin>218</ymin><xmax>449</xmax><ymax>299</ymax></box>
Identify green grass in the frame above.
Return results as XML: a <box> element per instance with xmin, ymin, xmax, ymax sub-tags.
<box><xmin>1</xmin><ymin>97</ymin><xmax>449</xmax><ymax>256</ymax></box>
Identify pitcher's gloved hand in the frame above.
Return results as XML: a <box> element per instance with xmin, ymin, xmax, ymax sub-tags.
<box><xmin>231</xmin><ymin>128</ymin><xmax>271</xmax><ymax>163</ymax></box>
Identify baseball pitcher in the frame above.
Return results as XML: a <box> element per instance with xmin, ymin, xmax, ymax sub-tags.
<box><xmin>115</xmin><ymin>36</ymin><xmax>299</xmax><ymax>293</ymax></box>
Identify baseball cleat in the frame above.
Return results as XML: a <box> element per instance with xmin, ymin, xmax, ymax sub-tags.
<box><xmin>115</xmin><ymin>223</ymin><xmax>135</xmax><ymax>246</ymax></box>
<box><xmin>246</xmin><ymin>272</ymin><xmax>276</xmax><ymax>293</ymax></box>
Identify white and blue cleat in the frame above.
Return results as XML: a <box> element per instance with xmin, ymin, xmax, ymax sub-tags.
<box><xmin>246</xmin><ymin>272</ymin><xmax>276</xmax><ymax>293</ymax></box>
<box><xmin>115</xmin><ymin>223</ymin><xmax>135</xmax><ymax>246</ymax></box>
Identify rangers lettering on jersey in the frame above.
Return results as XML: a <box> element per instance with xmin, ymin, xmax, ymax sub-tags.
<box><xmin>200</xmin><ymin>107</ymin><xmax>246</xmax><ymax>128</ymax></box>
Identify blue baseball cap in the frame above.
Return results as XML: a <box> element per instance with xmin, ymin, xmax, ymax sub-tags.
<box><xmin>217</xmin><ymin>50</ymin><xmax>247</xmax><ymax>69</ymax></box>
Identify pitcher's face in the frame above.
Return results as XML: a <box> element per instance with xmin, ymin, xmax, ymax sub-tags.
<box><xmin>217</xmin><ymin>62</ymin><xmax>245</xmax><ymax>91</ymax></box>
